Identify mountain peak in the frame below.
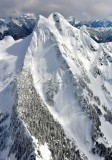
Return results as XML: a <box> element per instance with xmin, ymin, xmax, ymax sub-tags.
<box><xmin>0</xmin><ymin>13</ymin><xmax>112</xmax><ymax>160</ymax></box>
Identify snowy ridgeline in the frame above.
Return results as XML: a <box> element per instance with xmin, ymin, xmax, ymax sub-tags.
<box><xmin>0</xmin><ymin>14</ymin><xmax>112</xmax><ymax>43</ymax></box>
<box><xmin>0</xmin><ymin>12</ymin><xmax>112</xmax><ymax>160</ymax></box>
<box><xmin>9</xmin><ymin>69</ymin><xmax>86</xmax><ymax>160</ymax></box>
<box><xmin>23</xmin><ymin>13</ymin><xmax>112</xmax><ymax>159</ymax></box>
<box><xmin>68</xmin><ymin>17</ymin><xmax>112</xmax><ymax>43</ymax></box>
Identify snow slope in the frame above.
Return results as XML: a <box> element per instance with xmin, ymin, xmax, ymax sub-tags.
<box><xmin>0</xmin><ymin>35</ymin><xmax>31</xmax><ymax>159</ymax></box>
<box><xmin>24</xmin><ymin>14</ymin><xmax>95</xmax><ymax>159</ymax></box>
<box><xmin>0</xmin><ymin>12</ymin><xmax>112</xmax><ymax>160</ymax></box>
<box><xmin>23</xmin><ymin>13</ymin><xmax>112</xmax><ymax>159</ymax></box>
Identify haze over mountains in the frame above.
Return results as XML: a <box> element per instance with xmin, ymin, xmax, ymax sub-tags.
<box><xmin>0</xmin><ymin>13</ymin><xmax>112</xmax><ymax>160</ymax></box>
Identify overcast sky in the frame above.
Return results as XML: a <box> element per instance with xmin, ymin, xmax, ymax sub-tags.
<box><xmin>0</xmin><ymin>0</ymin><xmax>112</xmax><ymax>20</ymax></box>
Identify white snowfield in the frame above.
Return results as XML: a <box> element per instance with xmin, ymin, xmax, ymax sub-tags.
<box><xmin>0</xmin><ymin>13</ymin><xmax>112</xmax><ymax>160</ymax></box>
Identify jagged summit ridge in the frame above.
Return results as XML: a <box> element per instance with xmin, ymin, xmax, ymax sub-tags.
<box><xmin>0</xmin><ymin>12</ymin><xmax>112</xmax><ymax>43</ymax></box>
<box><xmin>23</xmin><ymin>13</ymin><xmax>112</xmax><ymax>159</ymax></box>
<box><xmin>0</xmin><ymin>13</ymin><xmax>112</xmax><ymax>160</ymax></box>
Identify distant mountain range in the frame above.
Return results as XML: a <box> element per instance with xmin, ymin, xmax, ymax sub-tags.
<box><xmin>68</xmin><ymin>17</ymin><xmax>112</xmax><ymax>43</ymax></box>
<box><xmin>0</xmin><ymin>14</ymin><xmax>112</xmax><ymax>44</ymax></box>
<box><xmin>68</xmin><ymin>16</ymin><xmax>112</xmax><ymax>28</ymax></box>
<box><xmin>0</xmin><ymin>13</ymin><xmax>37</xmax><ymax>40</ymax></box>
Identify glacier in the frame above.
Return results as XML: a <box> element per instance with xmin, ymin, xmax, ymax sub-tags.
<box><xmin>0</xmin><ymin>13</ymin><xmax>112</xmax><ymax>160</ymax></box>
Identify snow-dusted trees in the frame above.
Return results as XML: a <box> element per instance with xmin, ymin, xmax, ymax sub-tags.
<box><xmin>0</xmin><ymin>111</ymin><xmax>9</xmax><ymax>151</ymax></box>
<box><xmin>9</xmin><ymin>69</ymin><xmax>86</xmax><ymax>160</ymax></box>
<box><xmin>71</xmin><ymin>75</ymin><xmax>112</xmax><ymax>158</ymax></box>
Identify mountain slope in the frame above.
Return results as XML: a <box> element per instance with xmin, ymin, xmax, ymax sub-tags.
<box><xmin>79</xmin><ymin>26</ymin><xmax>112</xmax><ymax>43</ymax></box>
<box><xmin>0</xmin><ymin>13</ymin><xmax>112</xmax><ymax>160</ymax></box>
<box><xmin>68</xmin><ymin>17</ymin><xmax>112</xmax><ymax>43</ymax></box>
<box><xmin>0</xmin><ymin>14</ymin><xmax>37</xmax><ymax>40</ymax></box>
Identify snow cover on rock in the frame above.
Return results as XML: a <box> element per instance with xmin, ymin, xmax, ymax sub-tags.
<box><xmin>0</xmin><ymin>14</ymin><xmax>37</xmax><ymax>40</ymax></box>
<box><xmin>0</xmin><ymin>35</ymin><xmax>31</xmax><ymax>159</ymax></box>
<box><xmin>0</xmin><ymin>26</ymin><xmax>8</xmax><ymax>34</ymax></box>
<box><xmin>0</xmin><ymin>12</ymin><xmax>112</xmax><ymax>160</ymax></box>
<box><xmin>68</xmin><ymin>17</ymin><xmax>112</xmax><ymax>43</ymax></box>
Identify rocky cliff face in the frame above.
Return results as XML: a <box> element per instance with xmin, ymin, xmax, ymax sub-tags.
<box><xmin>0</xmin><ymin>13</ymin><xmax>112</xmax><ymax>160</ymax></box>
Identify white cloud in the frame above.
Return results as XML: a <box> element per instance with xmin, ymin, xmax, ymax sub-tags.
<box><xmin>0</xmin><ymin>0</ymin><xmax>112</xmax><ymax>20</ymax></box>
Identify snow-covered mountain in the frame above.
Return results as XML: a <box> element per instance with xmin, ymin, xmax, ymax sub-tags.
<box><xmin>0</xmin><ymin>13</ymin><xmax>37</xmax><ymax>40</ymax></box>
<box><xmin>68</xmin><ymin>17</ymin><xmax>112</xmax><ymax>43</ymax></box>
<box><xmin>68</xmin><ymin>17</ymin><xmax>112</xmax><ymax>28</ymax></box>
<box><xmin>0</xmin><ymin>13</ymin><xmax>112</xmax><ymax>160</ymax></box>
<box><xmin>82</xmin><ymin>27</ymin><xmax>112</xmax><ymax>43</ymax></box>
<box><xmin>0</xmin><ymin>14</ymin><xmax>112</xmax><ymax>44</ymax></box>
